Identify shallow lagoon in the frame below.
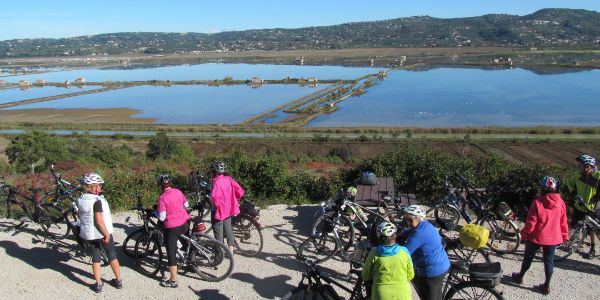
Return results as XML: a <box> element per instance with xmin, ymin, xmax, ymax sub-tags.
<box><xmin>308</xmin><ymin>67</ymin><xmax>600</xmax><ymax>127</ymax></box>
<box><xmin>0</xmin><ymin>86</ymin><xmax>100</xmax><ymax>104</ymax></box>
<box><xmin>6</xmin><ymin>84</ymin><xmax>328</xmax><ymax>124</ymax></box>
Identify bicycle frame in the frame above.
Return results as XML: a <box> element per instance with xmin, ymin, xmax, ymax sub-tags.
<box><xmin>293</xmin><ymin>261</ymin><xmax>366</xmax><ymax>300</ymax></box>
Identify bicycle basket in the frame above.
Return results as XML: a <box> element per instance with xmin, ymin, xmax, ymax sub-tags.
<box><xmin>496</xmin><ymin>201</ymin><xmax>514</xmax><ymax>219</ymax></box>
<box><xmin>468</xmin><ymin>262</ymin><xmax>502</xmax><ymax>287</ymax></box>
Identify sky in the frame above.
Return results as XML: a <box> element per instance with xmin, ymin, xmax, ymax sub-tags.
<box><xmin>1</xmin><ymin>0</ymin><xmax>599</xmax><ymax>41</ymax></box>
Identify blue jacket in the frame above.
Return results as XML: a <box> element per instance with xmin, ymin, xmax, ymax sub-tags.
<box><xmin>404</xmin><ymin>220</ymin><xmax>450</xmax><ymax>278</ymax></box>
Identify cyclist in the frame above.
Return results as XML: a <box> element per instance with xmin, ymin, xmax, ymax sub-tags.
<box><xmin>210</xmin><ymin>161</ymin><xmax>244</xmax><ymax>254</ymax></box>
<box><xmin>156</xmin><ymin>173</ymin><xmax>190</xmax><ymax>288</ymax></box>
<box><xmin>511</xmin><ymin>176</ymin><xmax>568</xmax><ymax>296</ymax></box>
<box><xmin>362</xmin><ymin>221</ymin><xmax>414</xmax><ymax>300</ymax></box>
<box><xmin>402</xmin><ymin>205</ymin><xmax>450</xmax><ymax>300</ymax></box>
<box><xmin>77</xmin><ymin>173</ymin><xmax>123</xmax><ymax>293</ymax></box>
<box><xmin>565</xmin><ymin>154</ymin><xmax>600</xmax><ymax>258</ymax></box>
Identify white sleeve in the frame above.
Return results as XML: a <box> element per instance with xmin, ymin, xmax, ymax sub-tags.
<box><xmin>158</xmin><ymin>211</ymin><xmax>167</xmax><ymax>221</ymax></box>
<box><xmin>184</xmin><ymin>201</ymin><xmax>189</xmax><ymax>209</ymax></box>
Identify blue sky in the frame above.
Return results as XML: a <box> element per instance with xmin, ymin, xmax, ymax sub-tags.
<box><xmin>1</xmin><ymin>0</ymin><xmax>598</xmax><ymax>40</ymax></box>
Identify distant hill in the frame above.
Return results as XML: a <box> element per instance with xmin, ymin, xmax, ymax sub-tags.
<box><xmin>1</xmin><ymin>8</ymin><xmax>598</xmax><ymax>58</ymax></box>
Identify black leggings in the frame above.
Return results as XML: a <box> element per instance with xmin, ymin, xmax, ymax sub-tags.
<box><xmin>518</xmin><ymin>241</ymin><xmax>557</xmax><ymax>287</ymax></box>
<box><xmin>164</xmin><ymin>222</ymin><xmax>189</xmax><ymax>267</ymax></box>
<box><xmin>412</xmin><ymin>273</ymin><xmax>446</xmax><ymax>300</ymax></box>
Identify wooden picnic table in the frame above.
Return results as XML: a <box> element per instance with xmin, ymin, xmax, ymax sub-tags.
<box><xmin>354</xmin><ymin>176</ymin><xmax>419</xmax><ymax>207</ymax></box>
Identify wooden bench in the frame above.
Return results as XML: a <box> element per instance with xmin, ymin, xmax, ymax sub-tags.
<box><xmin>354</xmin><ymin>176</ymin><xmax>419</xmax><ymax>207</ymax></box>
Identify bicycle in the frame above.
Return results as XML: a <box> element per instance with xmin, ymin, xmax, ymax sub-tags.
<box><xmin>283</xmin><ymin>257</ymin><xmax>369</xmax><ymax>300</ymax></box>
<box><xmin>555</xmin><ymin>196</ymin><xmax>600</xmax><ymax>261</ymax></box>
<box><xmin>122</xmin><ymin>193</ymin><xmax>160</xmax><ymax>257</ymax></box>
<box><xmin>311</xmin><ymin>189</ymin><xmax>403</xmax><ymax>252</ymax></box>
<box><xmin>428</xmin><ymin>173</ymin><xmax>521</xmax><ymax>254</ymax></box>
<box><xmin>133</xmin><ymin>198</ymin><xmax>234</xmax><ymax>282</ymax></box>
<box><xmin>440</xmin><ymin>260</ymin><xmax>505</xmax><ymax>300</ymax></box>
<box><xmin>1</xmin><ymin>177</ymin><xmax>64</xmax><ymax>240</ymax></box>
<box><xmin>40</xmin><ymin>164</ymin><xmax>82</xmax><ymax>239</ymax></box>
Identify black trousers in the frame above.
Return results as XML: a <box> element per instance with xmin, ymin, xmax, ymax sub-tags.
<box><xmin>412</xmin><ymin>273</ymin><xmax>447</xmax><ymax>300</ymax></box>
<box><xmin>164</xmin><ymin>222</ymin><xmax>189</xmax><ymax>267</ymax></box>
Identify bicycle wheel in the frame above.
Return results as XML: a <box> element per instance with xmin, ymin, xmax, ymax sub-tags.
<box><xmin>555</xmin><ymin>225</ymin><xmax>588</xmax><ymax>261</ymax></box>
<box><xmin>186</xmin><ymin>192</ymin><xmax>213</xmax><ymax>219</ymax></box>
<box><xmin>232</xmin><ymin>214</ymin><xmax>264</xmax><ymax>257</ymax></box>
<box><xmin>297</xmin><ymin>236</ymin><xmax>338</xmax><ymax>264</ymax></box>
<box><xmin>444</xmin><ymin>282</ymin><xmax>504</xmax><ymax>300</ymax></box>
<box><xmin>446</xmin><ymin>241</ymin><xmax>491</xmax><ymax>266</ymax></box>
<box><xmin>427</xmin><ymin>204</ymin><xmax>461</xmax><ymax>233</ymax></box>
<box><xmin>122</xmin><ymin>228</ymin><xmax>145</xmax><ymax>257</ymax></box>
<box><xmin>39</xmin><ymin>204</ymin><xmax>73</xmax><ymax>240</ymax></box>
<box><xmin>134</xmin><ymin>234</ymin><xmax>163</xmax><ymax>277</ymax></box>
<box><xmin>189</xmin><ymin>237</ymin><xmax>234</xmax><ymax>282</ymax></box>
<box><xmin>311</xmin><ymin>212</ymin><xmax>355</xmax><ymax>251</ymax></box>
<box><xmin>479</xmin><ymin>218</ymin><xmax>520</xmax><ymax>254</ymax></box>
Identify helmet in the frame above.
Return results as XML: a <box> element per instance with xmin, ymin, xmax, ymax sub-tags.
<box><xmin>404</xmin><ymin>205</ymin><xmax>426</xmax><ymax>219</ymax></box>
<box><xmin>376</xmin><ymin>221</ymin><xmax>397</xmax><ymax>238</ymax></box>
<box><xmin>82</xmin><ymin>173</ymin><xmax>104</xmax><ymax>185</ymax></box>
<box><xmin>210</xmin><ymin>161</ymin><xmax>226</xmax><ymax>173</ymax></box>
<box><xmin>576</xmin><ymin>154</ymin><xmax>596</xmax><ymax>166</ymax></box>
<box><xmin>539</xmin><ymin>176</ymin><xmax>558</xmax><ymax>191</ymax></box>
<box><xmin>347</xmin><ymin>187</ymin><xmax>358</xmax><ymax>197</ymax></box>
<box><xmin>156</xmin><ymin>173</ymin><xmax>171</xmax><ymax>186</ymax></box>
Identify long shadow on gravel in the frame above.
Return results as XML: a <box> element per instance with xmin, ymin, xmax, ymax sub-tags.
<box><xmin>554</xmin><ymin>257</ymin><xmax>600</xmax><ymax>276</ymax></box>
<box><xmin>0</xmin><ymin>240</ymin><xmax>90</xmax><ymax>286</ymax></box>
<box><xmin>282</xmin><ymin>205</ymin><xmax>321</xmax><ymax>236</ymax></box>
<box><xmin>231</xmin><ymin>273</ymin><xmax>294</xmax><ymax>299</ymax></box>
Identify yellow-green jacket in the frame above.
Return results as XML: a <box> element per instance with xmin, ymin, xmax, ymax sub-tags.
<box><xmin>565</xmin><ymin>170</ymin><xmax>600</xmax><ymax>212</ymax></box>
<box><xmin>362</xmin><ymin>244</ymin><xmax>414</xmax><ymax>300</ymax></box>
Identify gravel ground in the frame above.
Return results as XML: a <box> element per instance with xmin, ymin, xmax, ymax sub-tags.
<box><xmin>1</xmin><ymin>204</ymin><xmax>599</xmax><ymax>299</ymax></box>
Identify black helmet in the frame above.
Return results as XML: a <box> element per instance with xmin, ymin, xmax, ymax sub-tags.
<box><xmin>210</xmin><ymin>161</ymin><xmax>226</xmax><ymax>174</ymax></box>
<box><xmin>156</xmin><ymin>173</ymin><xmax>171</xmax><ymax>186</ymax></box>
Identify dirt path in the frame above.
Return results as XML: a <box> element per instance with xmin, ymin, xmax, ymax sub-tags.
<box><xmin>1</xmin><ymin>205</ymin><xmax>599</xmax><ymax>299</ymax></box>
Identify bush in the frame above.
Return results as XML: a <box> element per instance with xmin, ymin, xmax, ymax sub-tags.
<box><xmin>6</xmin><ymin>131</ymin><xmax>69</xmax><ymax>173</ymax></box>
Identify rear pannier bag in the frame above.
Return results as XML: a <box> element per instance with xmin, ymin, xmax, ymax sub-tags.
<box><xmin>460</xmin><ymin>224</ymin><xmax>489</xmax><ymax>249</ymax></box>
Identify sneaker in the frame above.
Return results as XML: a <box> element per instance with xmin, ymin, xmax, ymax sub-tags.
<box><xmin>110</xmin><ymin>278</ymin><xmax>123</xmax><ymax>289</ymax></box>
<box><xmin>93</xmin><ymin>282</ymin><xmax>104</xmax><ymax>293</ymax></box>
<box><xmin>511</xmin><ymin>272</ymin><xmax>523</xmax><ymax>284</ymax></box>
<box><xmin>160</xmin><ymin>279</ymin><xmax>178</xmax><ymax>288</ymax></box>
<box><xmin>534</xmin><ymin>284</ymin><xmax>550</xmax><ymax>295</ymax></box>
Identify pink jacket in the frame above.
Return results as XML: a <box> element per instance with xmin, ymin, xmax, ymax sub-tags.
<box><xmin>211</xmin><ymin>175</ymin><xmax>244</xmax><ymax>221</ymax></box>
<box><xmin>520</xmin><ymin>193</ymin><xmax>569</xmax><ymax>246</ymax></box>
<box><xmin>158</xmin><ymin>187</ymin><xmax>190</xmax><ymax>229</ymax></box>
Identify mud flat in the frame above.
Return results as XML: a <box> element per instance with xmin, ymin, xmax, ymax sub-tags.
<box><xmin>0</xmin><ymin>108</ymin><xmax>155</xmax><ymax>124</ymax></box>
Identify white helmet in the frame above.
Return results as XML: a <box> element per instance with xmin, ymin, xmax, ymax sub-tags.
<box><xmin>404</xmin><ymin>205</ymin><xmax>426</xmax><ymax>218</ymax></box>
<box><xmin>83</xmin><ymin>173</ymin><xmax>104</xmax><ymax>185</ymax></box>
<box><xmin>376</xmin><ymin>221</ymin><xmax>397</xmax><ymax>238</ymax></box>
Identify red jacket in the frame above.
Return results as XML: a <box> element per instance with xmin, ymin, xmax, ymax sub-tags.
<box><xmin>520</xmin><ymin>193</ymin><xmax>569</xmax><ymax>245</ymax></box>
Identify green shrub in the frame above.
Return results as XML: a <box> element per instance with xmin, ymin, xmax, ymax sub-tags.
<box><xmin>6</xmin><ymin>131</ymin><xmax>69</xmax><ymax>173</ymax></box>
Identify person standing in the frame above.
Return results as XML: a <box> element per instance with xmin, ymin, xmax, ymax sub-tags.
<box><xmin>156</xmin><ymin>173</ymin><xmax>190</xmax><ymax>288</ymax></box>
<box><xmin>77</xmin><ymin>173</ymin><xmax>123</xmax><ymax>293</ymax></box>
<box><xmin>512</xmin><ymin>176</ymin><xmax>568</xmax><ymax>295</ymax></box>
<box><xmin>565</xmin><ymin>154</ymin><xmax>600</xmax><ymax>258</ymax></box>
<box><xmin>363</xmin><ymin>221</ymin><xmax>414</xmax><ymax>300</ymax></box>
<box><xmin>210</xmin><ymin>161</ymin><xmax>245</xmax><ymax>254</ymax></box>
<box><xmin>402</xmin><ymin>205</ymin><xmax>450</xmax><ymax>300</ymax></box>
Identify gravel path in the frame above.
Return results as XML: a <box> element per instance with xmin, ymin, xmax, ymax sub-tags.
<box><xmin>1</xmin><ymin>205</ymin><xmax>599</xmax><ymax>299</ymax></box>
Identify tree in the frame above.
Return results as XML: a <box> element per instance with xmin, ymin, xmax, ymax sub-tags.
<box><xmin>146</xmin><ymin>132</ymin><xmax>179</xmax><ymax>160</ymax></box>
<box><xmin>6</xmin><ymin>131</ymin><xmax>69</xmax><ymax>173</ymax></box>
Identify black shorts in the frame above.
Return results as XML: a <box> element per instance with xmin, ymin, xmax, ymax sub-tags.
<box><xmin>87</xmin><ymin>235</ymin><xmax>118</xmax><ymax>263</ymax></box>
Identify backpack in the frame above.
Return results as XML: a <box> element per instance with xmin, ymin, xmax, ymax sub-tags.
<box><xmin>359</xmin><ymin>172</ymin><xmax>378</xmax><ymax>186</ymax></box>
<box><xmin>460</xmin><ymin>224</ymin><xmax>489</xmax><ymax>249</ymax></box>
